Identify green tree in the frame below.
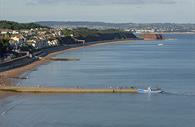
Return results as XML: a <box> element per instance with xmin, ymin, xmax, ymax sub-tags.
<box><xmin>62</xmin><ymin>29</ymin><xmax>74</xmax><ymax>36</ymax></box>
<box><xmin>0</xmin><ymin>38</ymin><xmax>10</xmax><ymax>57</ymax></box>
<box><xmin>0</xmin><ymin>39</ymin><xmax>10</xmax><ymax>52</ymax></box>
<box><xmin>19</xmin><ymin>44</ymin><xmax>34</xmax><ymax>52</ymax></box>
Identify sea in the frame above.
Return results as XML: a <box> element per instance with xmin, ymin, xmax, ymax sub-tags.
<box><xmin>0</xmin><ymin>34</ymin><xmax>195</xmax><ymax>127</ymax></box>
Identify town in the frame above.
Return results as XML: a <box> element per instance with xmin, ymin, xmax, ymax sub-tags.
<box><xmin>0</xmin><ymin>21</ymin><xmax>139</xmax><ymax>71</ymax></box>
<box><xmin>0</xmin><ymin>27</ymin><xmax>65</xmax><ymax>62</ymax></box>
<box><xmin>37</xmin><ymin>21</ymin><xmax>195</xmax><ymax>33</ymax></box>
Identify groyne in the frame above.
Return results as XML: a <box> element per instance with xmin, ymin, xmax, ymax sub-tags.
<box><xmin>42</xmin><ymin>57</ymin><xmax>80</xmax><ymax>61</ymax></box>
<box><xmin>0</xmin><ymin>86</ymin><xmax>137</xmax><ymax>94</ymax></box>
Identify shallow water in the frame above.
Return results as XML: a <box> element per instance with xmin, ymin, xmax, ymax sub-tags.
<box><xmin>0</xmin><ymin>34</ymin><xmax>195</xmax><ymax>127</ymax></box>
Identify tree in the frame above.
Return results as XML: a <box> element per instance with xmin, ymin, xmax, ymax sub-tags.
<box><xmin>0</xmin><ymin>20</ymin><xmax>48</xmax><ymax>30</ymax></box>
<box><xmin>0</xmin><ymin>38</ymin><xmax>10</xmax><ymax>57</ymax></box>
<box><xmin>62</xmin><ymin>29</ymin><xmax>74</xmax><ymax>36</ymax></box>
<box><xmin>19</xmin><ymin>44</ymin><xmax>34</xmax><ymax>52</ymax></box>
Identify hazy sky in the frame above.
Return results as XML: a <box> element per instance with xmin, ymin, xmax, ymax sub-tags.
<box><xmin>0</xmin><ymin>0</ymin><xmax>195</xmax><ymax>23</ymax></box>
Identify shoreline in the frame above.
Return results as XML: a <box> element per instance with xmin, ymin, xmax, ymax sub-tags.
<box><xmin>0</xmin><ymin>39</ymin><xmax>133</xmax><ymax>88</ymax></box>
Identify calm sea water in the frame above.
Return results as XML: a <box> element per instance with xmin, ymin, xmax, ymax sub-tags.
<box><xmin>0</xmin><ymin>34</ymin><xmax>195</xmax><ymax>127</ymax></box>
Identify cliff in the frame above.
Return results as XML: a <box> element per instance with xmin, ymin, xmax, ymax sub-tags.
<box><xmin>143</xmin><ymin>34</ymin><xmax>163</xmax><ymax>40</ymax></box>
<box><xmin>76</xmin><ymin>32</ymin><xmax>137</xmax><ymax>42</ymax></box>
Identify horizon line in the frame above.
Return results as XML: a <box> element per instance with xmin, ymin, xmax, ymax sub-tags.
<box><xmin>1</xmin><ymin>20</ymin><xmax>195</xmax><ymax>24</ymax></box>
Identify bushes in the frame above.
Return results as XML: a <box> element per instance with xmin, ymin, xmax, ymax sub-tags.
<box><xmin>0</xmin><ymin>20</ymin><xmax>47</xmax><ymax>30</ymax></box>
<box><xmin>0</xmin><ymin>38</ymin><xmax>10</xmax><ymax>52</ymax></box>
<box><xmin>0</xmin><ymin>38</ymin><xmax>10</xmax><ymax>57</ymax></box>
<box><xmin>73</xmin><ymin>28</ymin><xmax>137</xmax><ymax>42</ymax></box>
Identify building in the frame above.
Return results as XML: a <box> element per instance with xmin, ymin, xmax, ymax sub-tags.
<box><xmin>9</xmin><ymin>35</ymin><xmax>26</xmax><ymax>51</ymax></box>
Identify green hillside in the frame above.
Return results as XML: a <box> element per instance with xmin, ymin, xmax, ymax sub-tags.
<box><xmin>0</xmin><ymin>20</ymin><xmax>47</xmax><ymax>30</ymax></box>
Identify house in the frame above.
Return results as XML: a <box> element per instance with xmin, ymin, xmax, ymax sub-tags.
<box><xmin>77</xmin><ymin>40</ymin><xmax>85</xmax><ymax>44</ymax></box>
<box><xmin>0</xmin><ymin>29</ymin><xmax>11</xmax><ymax>34</ymax></box>
<box><xmin>1</xmin><ymin>31</ymin><xmax>8</xmax><ymax>34</ymax></box>
<box><xmin>136</xmin><ymin>29</ymin><xmax>155</xmax><ymax>33</ymax></box>
<box><xmin>47</xmin><ymin>39</ymin><xmax>59</xmax><ymax>46</ymax></box>
<box><xmin>10</xmin><ymin>35</ymin><xmax>26</xmax><ymax>42</ymax></box>
<box><xmin>27</xmin><ymin>38</ymin><xmax>49</xmax><ymax>49</ymax></box>
<box><xmin>11</xmin><ymin>30</ymin><xmax>19</xmax><ymax>34</ymax></box>
<box><xmin>9</xmin><ymin>35</ymin><xmax>26</xmax><ymax>51</ymax></box>
<box><xmin>20</xmin><ymin>30</ymin><xmax>30</xmax><ymax>34</ymax></box>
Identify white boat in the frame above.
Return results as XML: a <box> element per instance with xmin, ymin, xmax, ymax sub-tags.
<box><xmin>137</xmin><ymin>87</ymin><xmax>162</xmax><ymax>94</ymax></box>
<box><xmin>157</xmin><ymin>43</ymin><xmax>164</xmax><ymax>46</ymax></box>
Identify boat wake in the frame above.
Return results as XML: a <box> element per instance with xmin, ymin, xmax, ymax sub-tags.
<box><xmin>137</xmin><ymin>87</ymin><xmax>195</xmax><ymax>97</ymax></box>
<box><xmin>161</xmin><ymin>91</ymin><xmax>195</xmax><ymax>96</ymax></box>
<box><xmin>0</xmin><ymin>100</ymin><xmax>23</xmax><ymax>116</ymax></box>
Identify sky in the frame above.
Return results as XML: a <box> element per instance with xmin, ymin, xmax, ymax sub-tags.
<box><xmin>0</xmin><ymin>0</ymin><xmax>195</xmax><ymax>23</ymax></box>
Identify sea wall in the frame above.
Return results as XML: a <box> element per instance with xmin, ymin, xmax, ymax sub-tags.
<box><xmin>0</xmin><ymin>55</ymin><xmax>35</xmax><ymax>72</ymax></box>
<box><xmin>0</xmin><ymin>44</ymin><xmax>84</xmax><ymax>72</ymax></box>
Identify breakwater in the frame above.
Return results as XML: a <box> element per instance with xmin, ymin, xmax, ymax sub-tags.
<box><xmin>0</xmin><ymin>86</ymin><xmax>137</xmax><ymax>94</ymax></box>
<box><xmin>42</xmin><ymin>57</ymin><xmax>80</xmax><ymax>61</ymax></box>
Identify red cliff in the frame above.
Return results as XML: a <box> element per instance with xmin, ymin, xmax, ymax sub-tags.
<box><xmin>143</xmin><ymin>34</ymin><xmax>163</xmax><ymax>40</ymax></box>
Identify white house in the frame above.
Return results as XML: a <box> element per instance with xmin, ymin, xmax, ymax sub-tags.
<box><xmin>47</xmin><ymin>39</ymin><xmax>59</xmax><ymax>46</ymax></box>
<box><xmin>27</xmin><ymin>39</ymin><xmax>49</xmax><ymax>49</ymax></box>
<box><xmin>9</xmin><ymin>35</ymin><xmax>26</xmax><ymax>51</ymax></box>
